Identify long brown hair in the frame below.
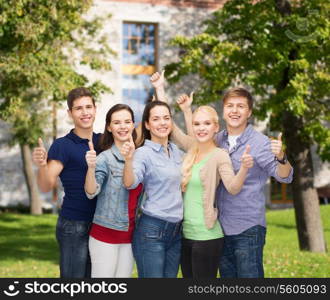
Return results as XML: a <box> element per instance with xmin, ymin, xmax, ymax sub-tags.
<box><xmin>99</xmin><ymin>104</ymin><xmax>137</xmax><ymax>152</ymax></box>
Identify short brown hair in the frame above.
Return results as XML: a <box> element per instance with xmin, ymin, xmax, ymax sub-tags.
<box><xmin>222</xmin><ymin>87</ymin><xmax>254</xmax><ymax>110</ymax></box>
<box><xmin>67</xmin><ymin>87</ymin><xmax>95</xmax><ymax>110</ymax></box>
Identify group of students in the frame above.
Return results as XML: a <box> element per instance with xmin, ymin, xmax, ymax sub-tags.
<box><xmin>32</xmin><ymin>71</ymin><xmax>293</xmax><ymax>279</ymax></box>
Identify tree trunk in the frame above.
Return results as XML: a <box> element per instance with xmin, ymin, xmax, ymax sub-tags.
<box><xmin>52</xmin><ymin>101</ymin><xmax>58</xmax><ymax>205</ymax></box>
<box><xmin>20</xmin><ymin>144</ymin><xmax>43</xmax><ymax>215</ymax></box>
<box><xmin>275</xmin><ymin>0</ymin><xmax>326</xmax><ymax>253</ymax></box>
<box><xmin>283</xmin><ymin>114</ymin><xmax>326</xmax><ymax>253</ymax></box>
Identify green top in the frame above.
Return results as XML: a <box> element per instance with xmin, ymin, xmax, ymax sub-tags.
<box><xmin>183</xmin><ymin>154</ymin><xmax>223</xmax><ymax>240</ymax></box>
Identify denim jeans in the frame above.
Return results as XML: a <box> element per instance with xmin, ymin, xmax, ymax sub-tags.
<box><xmin>219</xmin><ymin>225</ymin><xmax>266</xmax><ymax>278</ymax></box>
<box><xmin>56</xmin><ymin>215</ymin><xmax>92</xmax><ymax>278</ymax></box>
<box><xmin>132</xmin><ymin>213</ymin><xmax>182</xmax><ymax>278</ymax></box>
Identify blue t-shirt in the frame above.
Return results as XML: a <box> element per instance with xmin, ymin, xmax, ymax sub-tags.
<box><xmin>48</xmin><ymin>129</ymin><xmax>101</xmax><ymax>221</ymax></box>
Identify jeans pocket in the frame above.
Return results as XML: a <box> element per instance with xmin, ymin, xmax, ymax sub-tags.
<box><xmin>58</xmin><ymin>218</ymin><xmax>75</xmax><ymax>236</ymax></box>
<box><xmin>239</xmin><ymin>225</ymin><xmax>266</xmax><ymax>247</ymax></box>
<box><xmin>76</xmin><ymin>222</ymin><xmax>90</xmax><ymax>236</ymax></box>
<box><xmin>143</xmin><ymin>224</ymin><xmax>162</xmax><ymax>240</ymax></box>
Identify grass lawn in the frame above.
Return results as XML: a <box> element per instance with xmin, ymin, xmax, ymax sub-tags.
<box><xmin>0</xmin><ymin>205</ymin><xmax>329</xmax><ymax>278</ymax></box>
<box><xmin>264</xmin><ymin>204</ymin><xmax>330</xmax><ymax>277</ymax></box>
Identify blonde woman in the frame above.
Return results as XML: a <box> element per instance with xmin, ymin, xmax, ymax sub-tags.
<box><xmin>171</xmin><ymin>99</ymin><xmax>254</xmax><ymax>278</ymax></box>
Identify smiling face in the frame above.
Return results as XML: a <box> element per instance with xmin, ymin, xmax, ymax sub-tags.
<box><xmin>223</xmin><ymin>96</ymin><xmax>252</xmax><ymax>134</ymax></box>
<box><xmin>192</xmin><ymin>109</ymin><xmax>219</xmax><ymax>144</ymax></box>
<box><xmin>68</xmin><ymin>96</ymin><xmax>96</xmax><ymax>130</ymax></box>
<box><xmin>107</xmin><ymin>109</ymin><xmax>134</xmax><ymax>143</ymax></box>
<box><xmin>145</xmin><ymin>105</ymin><xmax>172</xmax><ymax>142</ymax></box>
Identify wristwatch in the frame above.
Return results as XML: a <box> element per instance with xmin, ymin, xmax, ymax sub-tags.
<box><xmin>276</xmin><ymin>153</ymin><xmax>287</xmax><ymax>164</ymax></box>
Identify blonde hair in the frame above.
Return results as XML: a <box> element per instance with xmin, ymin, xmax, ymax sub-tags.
<box><xmin>181</xmin><ymin>106</ymin><xmax>219</xmax><ymax>192</ymax></box>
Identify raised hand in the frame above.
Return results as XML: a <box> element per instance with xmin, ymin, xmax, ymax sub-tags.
<box><xmin>271</xmin><ymin>132</ymin><xmax>284</xmax><ymax>159</ymax></box>
<box><xmin>176</xmin><ymin>92</ymin><xmax>193</xmax><ymax>112</ymax></box>
<box><xmin>85</xmin><ymin>141</ymin><xmax>97</xmax><ymax>168</ymax></box>
<box><xmin>120</xmin><ymin>134</ymin><xmax>135</xmax><ymax>161</ymax></box>
<box><xmin>32</xmin><ymin>137</ymin><xmax>47</xmax><ymax>167</ymax></box>
<box><xmin>240</xmin><ymin>145</ymin><xmax>254</xmax><ymax>169</ymax></box>
<box><xmin>150</xmin><ymin>70</ymin><xmax>165</xmax><ymax>89</ymax></box>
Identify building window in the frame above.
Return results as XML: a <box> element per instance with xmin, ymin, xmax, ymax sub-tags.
<box><xmin>122</xmin><ymin>22</ymin><xmax>158</xmax><ymax>122</ymax></box>
<box><xmin>270</xmin><ymin>178</ymin><xmax>293</xmax><ymax>204</ymax></box>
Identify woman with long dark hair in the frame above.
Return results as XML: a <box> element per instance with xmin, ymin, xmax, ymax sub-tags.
<box><xmin>121</xmin><ymin>101</ymin><xmax>184</xmax><ymax>278</ymax></box>
<box><xmin>84</xmin><ymin>104</ymin><xmax>142</xmax><ymax>278</ymax></box>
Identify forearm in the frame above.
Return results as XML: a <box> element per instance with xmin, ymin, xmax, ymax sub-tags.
<box><xmin>123</xmin><ymin>159</ymin><xmax>135</xmax><ymax>188</ymax></box>
<box><xmin>171</xmin><ymin>123</ymin><xmax>195</xmax><ymax>152</ymax></box>
<box><xmin>154</xmin><ymin>86</ymin><xmax>168</xmax><ymax>103</ymax></box>
<box><xmin>135</xmin><ymin>123</ymin><xmax>143</xmax><ymax>147</ymax></box>
<box><xmin>85</xmin><ymin>167</ymin><xmax>97</xmax><ymax>195</ymax></box>
<box><xmin>183</xmin><ymin>109</ymin><xmax>193</xmax><ymax>137</ymax></box>
<box><xmin>276</xmin><ymin>161</ymin><xmax>292</xmax><ymax>178</ymax></box>
<box><xmin>224</xmin><ymin>167</ymin><xmax>248</xmax><ymax>195</ymax></box>
<box><xmin>37</xmin><ymin>166</ymin><xmax>56</xmax><ymax>193</ymax></box>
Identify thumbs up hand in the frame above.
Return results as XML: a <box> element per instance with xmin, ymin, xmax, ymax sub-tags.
<box><xmin>120</xmin><ymin>134</ymin><xmax>135</xmax><ymax>161</ymax></box>
<box><xmin>176</xmin><ymin>92</ymin><xmax>193</xmax><ymax>113</ymax></box>
<box><xmin>271</xmin><ymin>132</ymin><xmax>284</xmax><ymax>160</ymax></box>
<box><xmin>150</xmin><ymin>70</ymin><xmax>165</xmax><ymax>89</ymax></box>
<box><xmin>240</xmin><ymin>144</ymin><xmax>254</xmax><ymax>169</ymax></box>
<box><xmin>32</xmin><ymin>137</ymin><xmax>47</xmax><ymax>167</ymax></box>
<box><xmin>85</xmin><ymin>141</ymin><xmax>97</xmax><ymax>168</ymax></box>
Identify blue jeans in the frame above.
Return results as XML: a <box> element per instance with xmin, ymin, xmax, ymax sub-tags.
<box><xmin>219</xmin><ymin>225</ymin><xmax>266</xmax><ymax>278</ymax></box>
<box><xmin>56</xmin><ymin>215</ymin><xmax>92</xmax><ymax>278</ymax></box>
<box><xmin>132</xmin><ymin>213</ymin><xmax>182</xmax><ymax>278</ymax></box>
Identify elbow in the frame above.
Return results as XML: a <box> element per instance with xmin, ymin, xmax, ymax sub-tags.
<box><xmin>39</xmin><ymin>182</ymin><xmax>54</xmax><ymax>193</ymax></box>
<box><xmin>123</xmin><ymin>181</ymin><xmax>132</xmax><ymax>189</ymax></box>
<box><xmin>280</xmin><ymin>172</ymin><xmax>292</xmax><ymax>180</ymax></box>
<box><xmin>85</xmin><ymin>192</ymin><xmax>97</xmax><ymax>200</ymax></box>
<box><xmin>276</xmin><ymin>168</ymin><xmax>293</xmax><ymax>182</ymax></box>
<box><xmin>123</xmin><ymin>174</ymin><xmax>136</xmax><ymax>189</ymax></box>
<box><xmin>124</xmin><ymin>179</ymin><xmax>137</xmax><ymax>189</ymax></box>
<box><xmin>85</xmin><ymin>189</ymin><xmax>97</xmax><ymax>199</ymax></box>
<box><xmin>37</xmin><ymin>178</ymin><xmax>55</xmax><ymax>193</ymax></box>
<box><xmin>230</xmin><ymin>190</ymin><xmax>240</xmax><ymax>195</ymax></box>
<box><xmin>84</xmin><ymin>183</ymin><xmax>100</xmax><ymax>199</ymax></box>
<box><xmin>228</xmin><ymin>187</ymin><xmax>241</xmax><ymax>195</ymax></box>
<box><xmin>40</xmin><ymin>186</ymin><xmax>52</xmax><ymax>193</ymax></box>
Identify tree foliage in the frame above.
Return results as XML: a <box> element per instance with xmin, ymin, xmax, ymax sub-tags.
<box><xmin>0</xmin><ymin>0</ymin><xmax>114</xmax><ymax>146</ymax></box>
<box><xmin>166</xmin><ymin>0</ymin><xmax>330</xmax><ymax>161</ymax></box>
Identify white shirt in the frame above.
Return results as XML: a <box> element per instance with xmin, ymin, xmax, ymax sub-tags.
<box><xmin>228</xmin><ymin>135</ymin><xmax>240</xmax><ymax>151</ymax></box>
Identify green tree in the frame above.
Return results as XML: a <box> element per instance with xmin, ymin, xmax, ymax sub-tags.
<box><xmin>166</xmin><ymin>0</ymin><xmax>329</xmax><ymax>252</ymax></box>
<box><xmin>0</xmin><ymin>0</ymin><xmax>114</xmax><ymax>214</ymax></box>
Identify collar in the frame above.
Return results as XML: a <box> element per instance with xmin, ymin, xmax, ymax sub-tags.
<box><xmin>236</xmin><ymin>124</ymin><xmax>254</xmax><ymax>144</ymax></box>
<box><xmin>66</xmin><ymin>129</ymin><xmax>99</xmax><ymax>145</ymax></box>
<box><xmin>66</xmin><ymin>129</ymin><xmax>88</xmax><ymax>144</ymax></box>
<box><xmin>110</xmin><ymin>144</ymin><xmax>125</xmax><ymax>162</ymax></box>
<box><xmin>223</xmin><ymin>123</ymin><xmax>254</xmax><ymax>144</ymax></box>
<box><xmin>144</xmin><ymin>139</ymin><xmax>173</xmax><ymax>152</ymax></box>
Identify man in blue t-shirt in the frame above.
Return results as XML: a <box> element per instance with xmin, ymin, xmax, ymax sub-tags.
<box><xmin>32</xmin><ymin>87</ymin><xmax>100</xmax><ymax>278</ymax></box>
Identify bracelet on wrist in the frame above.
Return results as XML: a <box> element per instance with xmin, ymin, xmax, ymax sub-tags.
<box><xmin>275</xmin><ymin>153</ymin><xmax>287</xmax><ymax>165</ymax></box>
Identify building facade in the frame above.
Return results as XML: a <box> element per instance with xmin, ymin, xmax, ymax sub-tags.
<box><xmin>0</xmin><ymin>0</ymin><xmax>224</xmax><ymax>208</ymax></box>
<box><xmin>0</xmin><ymin>0</ymin><xmax>328</xmax><ymax>209</ymax></box>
